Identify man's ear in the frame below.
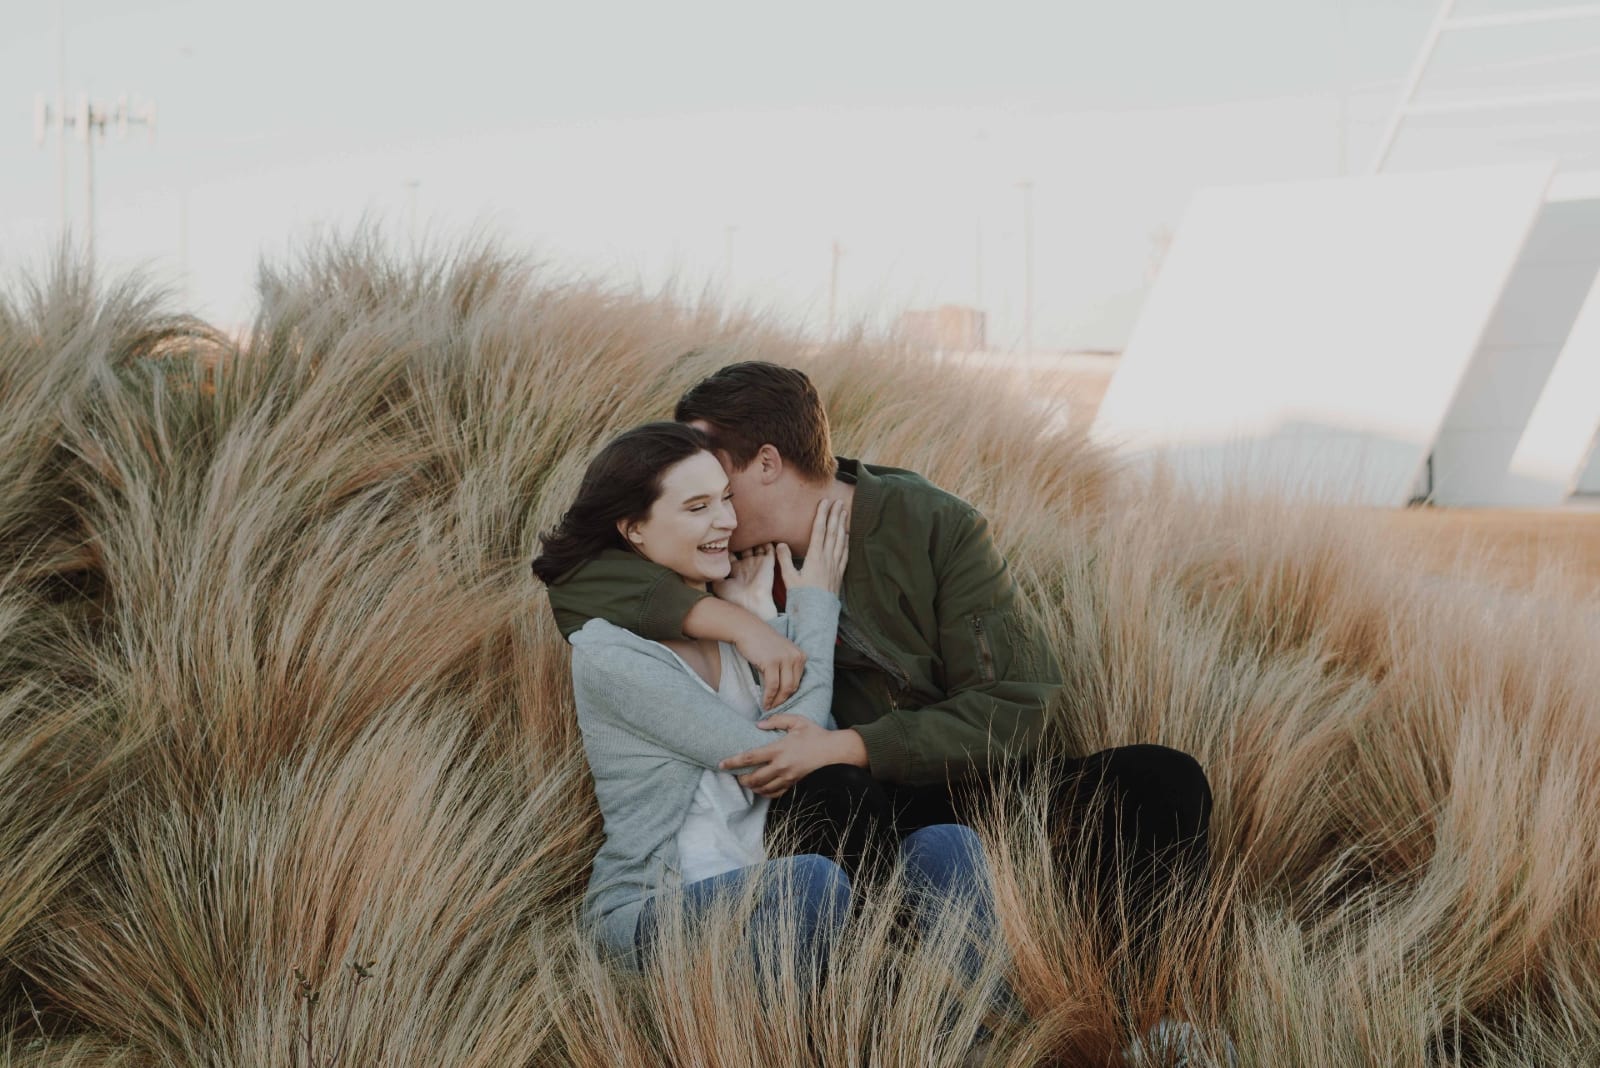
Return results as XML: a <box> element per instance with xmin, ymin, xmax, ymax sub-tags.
<box><xmin>756</xmin><ymin>443</ymin><xmax>784</xmax><ymax>485</ymax></box>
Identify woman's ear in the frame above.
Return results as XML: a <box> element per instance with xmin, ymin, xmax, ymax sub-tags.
<box><xmin>617</xmin><ymin>517</ymin><xmax>645</xmax><ymax>548</ymax></box>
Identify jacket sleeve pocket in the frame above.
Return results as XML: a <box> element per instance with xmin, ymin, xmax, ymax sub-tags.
<box><xmin>967</xmin><ymin>612</ymin><xmax>998</xmax><ymax>686</ymax></box>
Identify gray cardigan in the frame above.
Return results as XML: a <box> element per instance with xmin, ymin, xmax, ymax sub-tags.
<box><xmin>569</xmin><ymin>586</ymin><xmax>841</xmax><ymax>964</ymax></box>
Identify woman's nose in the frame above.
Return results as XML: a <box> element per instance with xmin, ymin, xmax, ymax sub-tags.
<box><xmin>715</xmin><ymin>502</ymin><xmax>737</xmax><ymax>529</ymax></box>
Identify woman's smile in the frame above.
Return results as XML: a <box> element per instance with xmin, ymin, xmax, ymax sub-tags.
<box><xmin>623</xmin><ymin>450</ymin><xmax>740</xmax><ymax>585</ymax></box>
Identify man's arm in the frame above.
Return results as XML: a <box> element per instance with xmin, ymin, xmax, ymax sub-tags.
<box><xmin>543</xmin><ymin>549</ymin><xmax>807</xmax><ymax>708</ymax></box>
<box><xmin>545</xmin><ymin>549</ymin><xmax>710</xmax><ymax>640</ymax></box>
<box><xmin>850</xmin><ymin>505</ymin><xmax>1064</xmax><ymax>786</ymax></box>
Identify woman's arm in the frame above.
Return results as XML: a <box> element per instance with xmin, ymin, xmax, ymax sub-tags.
<box><xmin>759</xmin><ymin>588</ymin><xmax>840</xmax><ymax>728</ymax></box>
<box><xmin>571</xmin><ymin>642</ymin><xmax>780</xmax><ymax>771</ymax></box>
<box><xmin>744</xmin><ymin>500</ymin><xmax>849</xmax><ymax>729</ymax></box>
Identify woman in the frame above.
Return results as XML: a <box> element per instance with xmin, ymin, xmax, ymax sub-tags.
<box><xmin>532</xmin><ymin>422</ymin><xmax>993</xmax><ymax>976</ymax></box>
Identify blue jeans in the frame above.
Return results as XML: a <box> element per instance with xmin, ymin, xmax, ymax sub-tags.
<box><xmin>633</xmin><ymin>824</ymin><xmax>993</xmax><ymax>979</ymax></box>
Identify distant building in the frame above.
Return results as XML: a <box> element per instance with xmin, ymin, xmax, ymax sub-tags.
<box><xmin>897</xmin><ymin>304</ymin><xmax>986</xmax><ymax>352</ymax></box>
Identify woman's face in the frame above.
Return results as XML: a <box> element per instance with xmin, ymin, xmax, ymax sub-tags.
<box><xmin>621</xmin><ymin>450</ymin><xmax>737</xmax><ymax>586</ymax></box>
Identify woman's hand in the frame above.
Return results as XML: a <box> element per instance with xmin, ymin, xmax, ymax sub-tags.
<box><xmin>778</xmin><ymin>498</ymin><xmax>849</xmax><ymax>595</ymax></box>
<box><xmin>712</xmin><ymin>543</ymin><xmax>778</xmax><ymax>619</ymax></box>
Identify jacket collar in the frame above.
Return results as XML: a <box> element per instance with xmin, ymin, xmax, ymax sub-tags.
<box><xmin>834</xmin><ymin>456</ymin><xmax>885</xmax><ymax>539</ymax></box>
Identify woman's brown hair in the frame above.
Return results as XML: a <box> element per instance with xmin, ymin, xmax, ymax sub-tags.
<box><xmin>530</xmin><ymin>422</ymin><xmax>711</xmax><ymax>585</ymax></box>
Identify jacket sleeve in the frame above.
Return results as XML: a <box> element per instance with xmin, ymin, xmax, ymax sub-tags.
<box><xmin>546</xmin><ymin>550</ymin><xmax>709</xmax><ymax>640</ymax></box>
<box><xmin>849</xmin><ymin>507</ymin><xmax>1063</xmax><ymax>785</ymax></box>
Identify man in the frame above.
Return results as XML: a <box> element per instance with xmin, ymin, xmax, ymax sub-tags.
<box><xmin>546</xmin><ymin>361</ymin><xmax>1211</xmax><ymax>931</ymax></box>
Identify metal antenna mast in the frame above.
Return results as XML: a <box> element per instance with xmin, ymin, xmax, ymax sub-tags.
<box><xmin>828</xmin><ymin>239</ymin><xmax>844</xmax><ymax>337</ymax></box>
<box><xmin>35</xmin><ymin>92</ymin><xmax>156</xmax><ymax>269</ymax></box>
<box><xmin>1017</xmin><ymin>179</ymin><xmax>1034</xmax><ymax>356</ymax></box>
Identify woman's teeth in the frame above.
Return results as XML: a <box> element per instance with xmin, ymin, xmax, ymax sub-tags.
<box><xmin>698</xmin><ymin>541</ymin><xmax>728</xmax><ymax>553</ymax></box>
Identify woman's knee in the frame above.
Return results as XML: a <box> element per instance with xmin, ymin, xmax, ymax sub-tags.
<box><xmin>900</xmin><ymin>823</ymin><xmax>989</xmax><ymax>892</ymax></box>
<box><xmin>784</xmin><ymin>854</ymin><xmax>853</xmax><ymax>922</ymax></box>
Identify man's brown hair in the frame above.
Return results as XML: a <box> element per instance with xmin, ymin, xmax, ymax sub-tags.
<box><xmin>674</xmin><ymin>361</ymin><xmax>837</xmax><ymax>482</ymax></box>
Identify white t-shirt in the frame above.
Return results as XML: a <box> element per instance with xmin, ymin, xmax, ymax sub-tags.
<box><xmin>673</xmin><ymin>641</ymin><xmax>770</xmax><ymax>884</ymax></box>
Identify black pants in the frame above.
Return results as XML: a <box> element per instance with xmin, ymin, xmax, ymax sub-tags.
<box><xmin>766</xmin><ymin>746</ymin><xmax>1213</xmax><ymax>952</ymax></box>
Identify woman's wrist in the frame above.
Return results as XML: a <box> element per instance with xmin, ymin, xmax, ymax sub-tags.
<box><xmin>732</xmin><ymin>594</ymin><xmax>778</xmax><ymax>620</ymax></box>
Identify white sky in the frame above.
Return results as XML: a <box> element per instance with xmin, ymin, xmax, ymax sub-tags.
<box><xmin>3</xmin><ymin>0</ymin><xmax>1597</xmax><ymax>348</ymax></box>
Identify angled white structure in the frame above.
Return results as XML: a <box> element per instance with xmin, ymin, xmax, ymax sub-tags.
<box><xmin>1432</xmin><ymin>191</ymin><xmax>1600</xmax><ymax>503</ymax></box>
<box><xmin>1505</xmin><ymin>266</ymin><xmax>1600</xmax><ymax>500</ymax></box>
<box><xmin>1094</xmin><ymin>0</ymin><xmax>1600</xmax><ymax>507</ymax></box>
<box><xmin>1374</xmin><ymin>0</ymin><xmax>1600</xmax><ymax>505</ymax></box>
<box><xmin>1090</xmin><ymin>163</ymin><xmax>1552</xmax><ymax>506</ymax></box>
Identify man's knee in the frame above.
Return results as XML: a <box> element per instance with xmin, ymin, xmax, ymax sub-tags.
<box><xmin>797</xmin><ymin>762</ymin><xmax>881</xmax><ymax>795</ymax></box>
<box><xmin>791</xmin><ymin>763</ymin><xmax>891</xmax><ymax>819</ymax></box>
<box><xmin>1111</xmin><ymin>744</ymin><xmax>1212</xmax><ymax>840</ymax></box>
<box><xmin>1141</xmin><ymin>746</ymin><xmax>1211</xmax><ymax>817</ymax></box>
<box><xmin>1061</xmin><ymin>744</ymin><xmax>1212</xmax><ymax>836</ymax></box>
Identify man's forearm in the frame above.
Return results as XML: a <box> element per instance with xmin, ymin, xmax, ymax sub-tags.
<box><xmin>850</xmin><ymin>686</ymin><xmax>1053</xmax><ymax>785</ymax></box>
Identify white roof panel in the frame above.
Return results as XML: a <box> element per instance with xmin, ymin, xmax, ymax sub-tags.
<box><xmin>1091</xmin><ymin>163</ymin><xmax>1554</xmax><ymax>505</ymax></box>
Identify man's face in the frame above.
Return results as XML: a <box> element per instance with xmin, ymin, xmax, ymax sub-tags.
<box><xmin>712</xmin><ymin>449</ymin><xmax>774</xmax><ymax>553</ymax></box>
<box><xmin>686</xmin><ymin>419</ymin><xmax>778</xmax><ymax>552</ymax></box>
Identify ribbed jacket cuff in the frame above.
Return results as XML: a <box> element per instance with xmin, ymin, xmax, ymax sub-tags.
<box><xmin>852</xmin><ymin>717</ymin><xmax>911</xmax><ymax>783</ymax></box>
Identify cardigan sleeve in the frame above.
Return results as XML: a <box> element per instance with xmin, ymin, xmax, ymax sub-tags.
<box><xmin>761</xmin><ymin>587</ymin><xmax>839</xmax><ymax>728</ymax></box>
<box><xmin>571</xmin><ymin>644</ymin><xmax>779</xmax><ymax>770</ymax></box>
<box><xmin>571</xmin><ymin>590</ymin><xmax>841</xmax><ymax>770</ymax></box>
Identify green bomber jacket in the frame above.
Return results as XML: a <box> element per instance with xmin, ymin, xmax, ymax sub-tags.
<box><xmin>545</xmin><ymin>457</ymin><xmax>1064</xmax><ymax>786</ymax></box>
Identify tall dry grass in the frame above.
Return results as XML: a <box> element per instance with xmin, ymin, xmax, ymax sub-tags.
<box><xmin>3</xmin><ymin>233</ymin><xmax>1599</xmax><ymax>1066</ymax></box>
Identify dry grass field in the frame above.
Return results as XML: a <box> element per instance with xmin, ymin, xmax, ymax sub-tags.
<box><xmin>4</xmin><ymin>237</ymin><xmax>1600</xmax><ymax>1067</ymax></box>
<box><xmin>1381</xmin><ymin>508</ymin><xmax>1600</xmax><ymax>601</ymax></box>
<box><xmin>1030</xmin><ymin>360</ymin><xmax>1600</xmax><ymax>602</ymax></box>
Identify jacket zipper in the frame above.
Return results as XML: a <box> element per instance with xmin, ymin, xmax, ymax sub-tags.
<box><xmin>971</xmin><ymin>614</ymin><xmax>996</xmax><ymax>685</ymax></box>
<box><xmin>838</xmin><ymin>618</ymin><xmax>913</xmax><ymax>701</ymax></box>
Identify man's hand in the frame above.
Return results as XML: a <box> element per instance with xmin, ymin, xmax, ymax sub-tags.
<box><xmin>734</xmin><ymin>626</ymin><xmax>806</xmax><ymax>710</ymax></box>
<box><xmin>713</xmin><ymin>543</ymin><xmax>778</xmax><ymax>619</ymax></box>
<box><xmin>781</xmin><ymin>499</ymin><xmax>849</xmax><ymax>594</ymax></box>
<box><xmin>720</xmin><ymin>715</ymin><xmax>869</xmax><ymax>798</ymax></box>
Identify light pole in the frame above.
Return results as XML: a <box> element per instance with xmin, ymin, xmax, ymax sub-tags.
<box><xmin>56</xmin><ymin>0</ymin><xmax>68</xmax><ymax>234</ymax></box>
<box><xmin>35</xmin><ymin>92</ymin><xmax>156</xmax><ymax>270</ymax></box>
<box><xmin>404</xmin><ymin>179</ymin><xmax>420</xmax><ymax>246</ymax></box>
<box><xmin>828</xmin><ymin>239</ymin><xmax>844</xmax><ymax>338</ymax></box>
<box><xmin>975</xmin><ymin>218</ymin><xmax>984</xmax><ymax>315</ymax></box>
<box><xmin>1017</xmin><ymin>179</ymin><xmax>1034</xmax><ymax>356</ymax></box>
<box><xmin>1336</xmin><ymin>0</ymin><xmax>1350</xmax><ymax>175</ymax></box>
<box><xmin>970</xmin><ymin>127</ymin><xmax>989</xmax><ymax>321</ymax></box>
